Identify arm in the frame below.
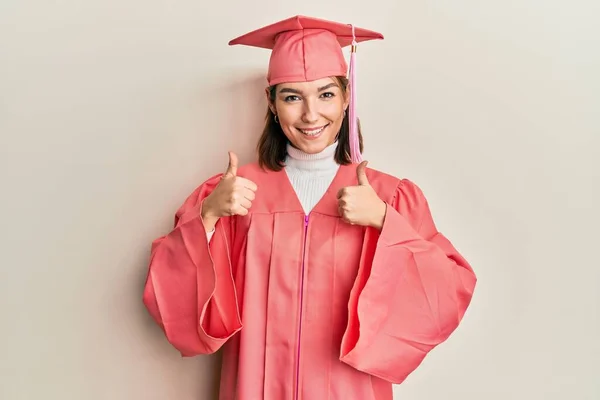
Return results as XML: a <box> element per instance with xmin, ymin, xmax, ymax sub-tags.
<box><xmin>340</xmin><ymin>179</ymin><xmax>477</xmax><ymax>383</ymax></box>
<box><xmin>142</xmin><ymin>174</ymin><xmax>242</xmax><ymax>356</ymax></box>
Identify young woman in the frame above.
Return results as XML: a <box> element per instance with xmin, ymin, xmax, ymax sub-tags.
<box><xmin>143</xmin><ymin>15</ymin><xmax>477</xmax><ymax>400</ymax></box>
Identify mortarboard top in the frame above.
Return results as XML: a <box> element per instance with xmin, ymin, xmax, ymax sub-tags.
<box><xmin>228</xmin><ymin>15</ymin><xmax>383</xmax><ymax>86</ymax></box>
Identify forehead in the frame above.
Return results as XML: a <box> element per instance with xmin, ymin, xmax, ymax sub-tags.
<box><xmin>277</xmin><ymin>77</ymin><xmax>338</xmax><ymax>91</ymax></box>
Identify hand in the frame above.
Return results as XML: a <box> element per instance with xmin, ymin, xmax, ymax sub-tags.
<box><xmin>201</xmin><ymin>152</ymin><xmax>257</xmax><ymax>230</ymax></box>
<box><xmin>337</xmin><ymin>161</ymin><xmax>387</xmax><ymax>230</ymax></box>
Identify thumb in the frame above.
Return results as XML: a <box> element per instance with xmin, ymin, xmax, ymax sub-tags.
<box><xmin>357</xmin><ymin>161</ymin><xmax>369</xmax><ymax>186</ymax></box>
<box><xmin>225</xmin><ymin>151</ymin><xmax>238</xmax><ymax>177</ymax></box>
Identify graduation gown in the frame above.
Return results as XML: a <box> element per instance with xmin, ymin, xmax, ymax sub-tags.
<box><xmin>142</xmin><ymin>162</ymin><xmax>477</xmax><ymax>400</ymax></box>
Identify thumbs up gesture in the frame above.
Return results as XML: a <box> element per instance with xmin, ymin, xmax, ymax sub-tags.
<box><xmin>337</xmin><ymin>161</ymin><xmax>387</xmax><ymax>230</ymax></box>
<box><xmin>201</xmin><ymin>152</ymin><xmax>258</xmax><ymax>228</ymax></box>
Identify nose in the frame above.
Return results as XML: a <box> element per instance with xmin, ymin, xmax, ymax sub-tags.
<box><xmin>301</xmin><ymin>98</ymin><xmax>319</xmax><ymax>124</ymax></box>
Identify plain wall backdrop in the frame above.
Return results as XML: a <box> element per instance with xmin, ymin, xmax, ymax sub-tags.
<box><xmin>1</xmin><ymin>1</ymin><xmax>598</xmax><ymax>399</ymax></box>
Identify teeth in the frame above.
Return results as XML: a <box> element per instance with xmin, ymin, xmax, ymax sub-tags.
<box><xmin>299</xmin><ymin>126</ymin><xmax>326</xmax><ymax>136</ymax></box>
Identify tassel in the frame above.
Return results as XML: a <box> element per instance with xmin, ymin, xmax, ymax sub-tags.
<box><xmin>348</xmin><ymin>25</ymin><xmax>362</xmax><ymax>164</ymax></box>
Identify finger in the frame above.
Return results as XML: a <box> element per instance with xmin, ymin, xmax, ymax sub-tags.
<box><xmin>337</xmin><ymin>187</ymin><xmax>347</xmax><ymax>199</ymax></box>
<box><xmin>225</xmin><ymin>151</ymin><xmax>238</xmax><ymax>177</ymax></box>
<box><xmin>237</xmin><ymin>177</ymin><xmax>258</xmax><ymax>191</ymax></box>
<box><xmin>234</xmin><ymin>205</ymin><xmax>249</xmax><ymax>216</ymax></box>
<box><xmin>357</xmin><ymin>161</ymin><xmax>369</xmax><ymax>186</ymax></box>
<box><xmin>338</xmin><ymin>203</ymin><xmax>351</xmax><ymax>215</ymax></box>
<box><xmin>242</xmin><ymin>187</ymin><xmax>256</xmax><ymax>201</ymax></box>
<box><xmin>341</xmin><ymin>213</ymin><xmax>354</xmax><ymax>225</ymax></box>
<box><xmin>239</xmin><ymin>197</ymin><xmax>252</xmax><ymax>210</ymax></box>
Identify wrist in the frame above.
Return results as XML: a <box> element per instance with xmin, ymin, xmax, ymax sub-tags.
<box><xmin>201</xmin><ymin>200</ymin><xmax>219</xmax><ymax>231</ymax></box>
<box><xmin>370</xmin><ymin>200</ymin><xmax>387</xmax><ymax>230</ymax></box>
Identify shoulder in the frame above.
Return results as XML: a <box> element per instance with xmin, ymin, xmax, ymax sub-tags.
<box><xmin>236</xmin><ymin>161</ymin><xmax>272</xmax><ymax>180</ymax></box>
<box><xmin>364</xmin><ymin>166</ymin><xmax>426</xmax><ymax>204</ymax></box>
<box><xmin>364</xmin><ymin>166</ymin><xmax>400</xmax><ymax>187</ymax></box>
<box><xmin>366</xmin><ymin>168</ymin><xmax>427</xmax><ymax>209</ymax></box>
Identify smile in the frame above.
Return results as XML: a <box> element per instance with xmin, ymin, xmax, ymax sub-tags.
<box><xmin>297</xmin><ymin>124</ymin><xmax>329</xmax><ymax>137</ymax></box>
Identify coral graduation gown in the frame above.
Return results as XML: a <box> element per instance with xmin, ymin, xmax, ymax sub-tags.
<box><xmin>143</xmin><ymin>162</ymin><xmax>477</xmax><ymax>400</ymax></box>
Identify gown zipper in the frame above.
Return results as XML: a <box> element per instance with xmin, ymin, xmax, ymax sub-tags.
<box><xmin>295</xmin><ymin>213</ymin><xmax>309</xmax><ymax>400</ymax></box>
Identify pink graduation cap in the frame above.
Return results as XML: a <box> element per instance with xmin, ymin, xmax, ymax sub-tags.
<box><xmin>229</xmin><ymin>15</ymin><xmax>384</xmax><ymax>163</ymax></box>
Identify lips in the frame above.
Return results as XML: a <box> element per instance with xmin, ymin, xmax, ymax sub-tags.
<box><xmin>297</xmin><ymin>124</ymin><xmax>329</xmax><ymax>136</ymax></box>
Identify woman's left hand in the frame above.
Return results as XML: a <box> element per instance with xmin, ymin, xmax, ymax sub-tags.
<box><xmin>337</xmin><ymin>161</ymin><xmax>387</xmax><ymax>230</ymax></box>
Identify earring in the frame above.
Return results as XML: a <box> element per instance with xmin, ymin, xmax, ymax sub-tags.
<box><xmin>274</xmin><ymin>114</ymin><xmax>279</xmax><ymax>124</ymax></box>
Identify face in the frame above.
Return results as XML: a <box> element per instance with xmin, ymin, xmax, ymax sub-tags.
<box><xmin>267</xmin><ymin>77</ymin><xmax>349</xmax><ymax>154</ymax></box>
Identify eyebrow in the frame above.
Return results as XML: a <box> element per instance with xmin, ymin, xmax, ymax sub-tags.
<box><xmin>278</xmin><ymin>82</ymin><xmax>339</xmax><ymax>95</ymax></box>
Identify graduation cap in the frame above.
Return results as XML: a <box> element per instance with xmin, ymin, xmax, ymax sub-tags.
<box><xmin>229</xmin><ymin>15</ymin><xmax>384</xmax><ymax>163</ymax></box>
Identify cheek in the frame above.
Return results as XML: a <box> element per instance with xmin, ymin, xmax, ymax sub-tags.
<box><xmin>277</xmin><ymin>106</ymin><xmax>301</xmax><ymax>127</ymax></box>
<box><xmin>325</xmin><ymin>103</ymin><xmax>345</xmax><ymax>128</ymax></box>
<box><xmin>323</xmin><ymin>101</ymin><xmax>345</xmax><ymax>120</ymax></box>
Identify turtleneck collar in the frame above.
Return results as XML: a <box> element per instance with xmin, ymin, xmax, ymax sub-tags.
<box><xmin>284</xmin><ymin>141</ymin><xmax>339</xmax><ymax>173</ymax></box>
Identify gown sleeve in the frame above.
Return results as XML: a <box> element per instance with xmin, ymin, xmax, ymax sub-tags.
<box><xmin>339</xmin><ymin>179</ymin><xmax>477</xmax><ymax>383</ymax></box>
<box><xmin>142</xmin><ymin>174</ymin><xmax>242</xmax><ymax>357</ymax></box>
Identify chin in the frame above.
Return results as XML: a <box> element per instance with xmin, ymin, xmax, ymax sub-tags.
<box><xmin>295</xmin><ymin>139</ymin><xmax>331</xmax><ymax>154</ymax></box>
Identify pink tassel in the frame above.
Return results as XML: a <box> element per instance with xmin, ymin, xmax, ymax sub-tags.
<box><xmin>348</xmin><ymin>26</ymin><xmax>362</xmax><ymax>164</ymax></box>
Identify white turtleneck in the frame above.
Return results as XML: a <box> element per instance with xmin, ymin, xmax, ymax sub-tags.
<box><xmin>206</xmin><ymin>141</ymin><xmax>340</xmax><ymax>241</ymax></box>
<box><xmin>284</xmin><ymin>140</ymin><xmax>340</xmax><ymax>214</ymax></box>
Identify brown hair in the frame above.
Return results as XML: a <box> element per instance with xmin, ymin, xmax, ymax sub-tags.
<box><xmin>257</xmin><ymin>76</ymin><xmax>364</xmax><ymax>171</ymax></box>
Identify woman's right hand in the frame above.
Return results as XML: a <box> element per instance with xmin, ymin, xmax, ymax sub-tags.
<box><xmin>201</xmin><ymin>152</ymin><xmax>257</xmax><ymax>231</ymax></box>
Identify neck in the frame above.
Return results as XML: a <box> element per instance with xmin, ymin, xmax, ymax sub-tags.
<box><xmin>285</xmin><ymin>141</ymin><xmax>339</xmax><ymax>173</ymax></box>
<box><xmin>283</xmin><ymin>141</ymin><xmax>340</xmax><ymax>214</ymax></box>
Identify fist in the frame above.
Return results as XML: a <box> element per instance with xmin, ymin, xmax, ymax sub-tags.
<box><xmin>202</xmin><ymin>152</ymin><xmax>258</xmax><ymax>219</ymax></box>
<box><xmin>337</xmin><ymin>161</ymin><xmax>387</xmax><ymax>229</ymax></box>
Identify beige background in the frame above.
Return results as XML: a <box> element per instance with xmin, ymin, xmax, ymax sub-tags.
<box><xmin>1</xmin><ymin>1</ymin><xmax>599</xmax><ymax>399</ymax></box>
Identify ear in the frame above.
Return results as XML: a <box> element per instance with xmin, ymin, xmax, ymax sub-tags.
<box><xmin>265</xmin><ymin>87</ymin><xmax>277</xmax><ymax>115</ymax></box>
<box><xmin>343</xmin><ymin>82</ymin><xmax>351</xmax><ymax>110</ymax></box>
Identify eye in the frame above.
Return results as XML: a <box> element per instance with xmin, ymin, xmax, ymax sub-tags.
<box><xmin>320</xmin><ymin>92</ymin><xmax>335</xmax><ymax>99</ymax></box>
<box><xmin>284</xmin><ymin>95</ymin><xmax>301</xmax><ymax>102</ymax></box>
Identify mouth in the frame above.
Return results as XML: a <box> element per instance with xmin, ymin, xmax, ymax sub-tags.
<box><xmin>296</xmin><ymin>124</ymin><xmax>329</xmax><ymax>138</ymax></box>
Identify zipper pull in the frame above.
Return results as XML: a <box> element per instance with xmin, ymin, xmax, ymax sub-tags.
<box><xmin>304</xmin><ymin>214</ymin><xmax>309</xmax><ymax>227</ymax></box>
